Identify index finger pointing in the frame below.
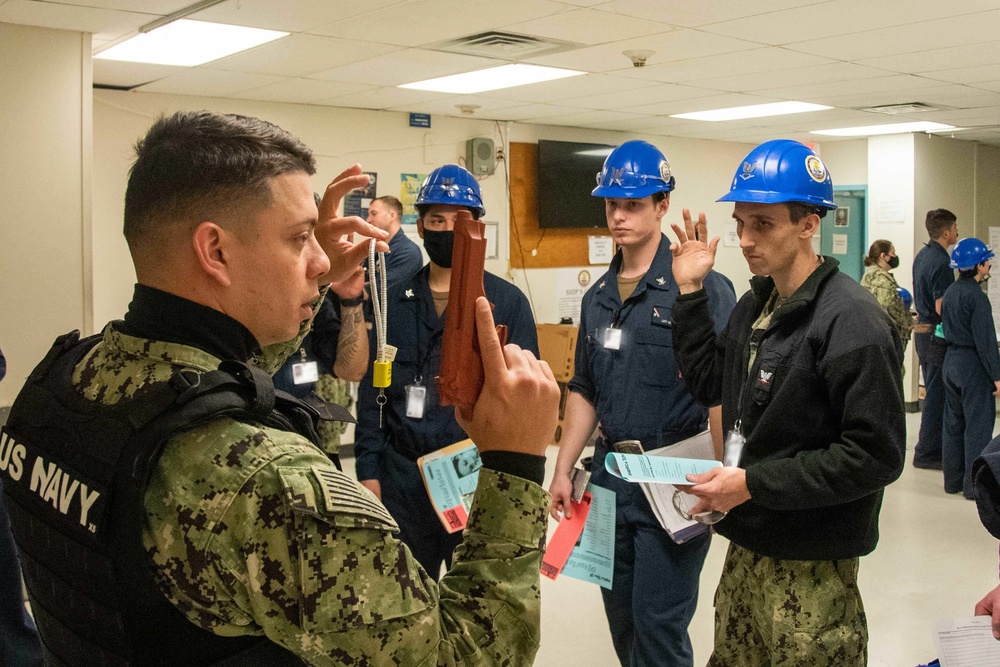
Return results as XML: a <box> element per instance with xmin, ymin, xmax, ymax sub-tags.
<box><xmin>474</xmin><ymin>297</ymin><xmax>505</xmax><ymax>380</ymax></box>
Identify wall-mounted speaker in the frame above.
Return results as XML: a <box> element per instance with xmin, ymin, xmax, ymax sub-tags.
<box><xmin>466</xmin><ymin>137</ymin><xmax>496</xmax><ymax>176</ymax></box>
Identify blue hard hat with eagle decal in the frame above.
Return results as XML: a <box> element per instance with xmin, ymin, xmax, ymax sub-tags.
<box><xmin>592</xmin><ymin>140</ymin><xmax>675</xmax><ymax>199</ymax></box>
<box><xmin>415</xmin><ymin>164</ymin><xmax>485</xmax><ymax>218</ymax></box>
<box><xmin>718</xmin><ymin>139</ymin><xmax>836</xmax><ymax>210</ymax></box>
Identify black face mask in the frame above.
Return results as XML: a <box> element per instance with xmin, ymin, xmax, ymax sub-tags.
<box><xmin>887</xmin><ymin>255</ymin><xmax>900</xmax><ymax>269</ymax></box>
<box><xmin>423</xmin><ymin>229</ymin><xmax>455</xmax><ymax>268</ymax></box>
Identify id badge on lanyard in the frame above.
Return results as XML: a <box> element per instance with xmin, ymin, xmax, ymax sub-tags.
<box><xmin>405</xmin><ymin>378</ymin><xmax>426</xmax><ymax>419</ymax></box>
<box><xmin>603</xmin><ymin>326</ymin><xmax>622</xmax><ymax>350</ymax></box>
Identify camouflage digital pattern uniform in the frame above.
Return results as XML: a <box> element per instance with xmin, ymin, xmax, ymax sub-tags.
<box><xmin>73</xmin><ymin>324</ymin><xmax>550</xmax><ymax>666</ymax></box>
<box><xmin>860</xmin><ymin>265</ymin><xmax>912</xmax><ymax>345</ymax></box>
<box><xmin>707</xmin><ymin>543</ymin><xmax>867</xmax><ymax>667</ymax></box>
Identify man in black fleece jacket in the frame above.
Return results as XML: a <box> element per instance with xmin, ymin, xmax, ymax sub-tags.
<box><xmin>668</xmin><ymin>140</ymin><xmax>905</xmax><ymax>666</ymax></box>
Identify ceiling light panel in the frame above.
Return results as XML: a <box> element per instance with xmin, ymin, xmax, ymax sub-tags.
<box><xmin>671</xmin><ymin>101</ymin><xmax>831</xmax><ymax>121</ymax></box>
<box><xmin>811</xmin><ymin>121</ymin><xmax>956</xmax><ymax>136</ymax></box>
<box><xmin>399</xmin><ymin>64</ymin><xmax>585</xmax><ymax>94</ymax></box>
<box><xmin>95</xmin><ymin>19</ymin><xmax>288</xmax><ymax>66</ymax></box>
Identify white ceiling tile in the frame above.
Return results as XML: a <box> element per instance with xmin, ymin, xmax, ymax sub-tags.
<box><xmin>237</xmin><ymin>78</ymin><xmax>378</xmax><ymax>104</ymax></box>
<box><xmin>474</xmin><ymin>73</ymin><xmax>657</xmax><ymax>104</ymax></box>
<box><xmin>310</xmin><ymin>49</ymin><xmax>499</xmax><ymax>87</ymax></box>
<box><xmin>629</xmin><ymin>93</ymin><xmax>779</xmax><ymax>116</ymax></box>
<box><xmin>312</xmin><ymin>0</ymin><xmax>567</xmax><ymax>47</ymax></box>
<box><xmin>527</xmin><ymin>29</ymin><xmax>758</xmax><ymax>73</ymax></box>
<box><xmin>0</xmin><ymin>0</ymin><xmax>156</xmax><ymax>42</ymax></box>
<box><xmin>915</xmin><ymin>107</ymin><xmax>1000</xmax><ymax>126</ymax></box>
<box><xmin>135</xmin><ymin>69</ymin><xmax>287</xmax><ymax>97</ymax></box>
<box><xmin>785</xmin><ymin>9</ymin><xmax>1000</xmax><ymax>61</ymax></box>
<box><xmin>621</xmin><ymin>47</ymin><xmax>834</xmax><ymax>85</ymax></box>
<box><xmin>596</xmin><ymin>0</ymin><xmax>831</xmax><ymax>28</ymax></box>
<box><xmin>702</xmin><ymin>0</ymin><xmax>996</xmax><ymax>46</ymax></box>
<box><xmin>208</xmin><ymin>33</ymin><xmax>401</xmax><ymax>77</ymax></box>
<box><xmin>500</xmin><ymin>7</ymin><xmax>671</xmax><ymax>44</ymax></box>
<box><xmin>576</xmin><ymin>115</ymin><xmax>689</xmax><ymax>132</ymax></box>
<box><xmin>93</xmin><ymin>59</ymin><xmax>184</xmax><ymax>88</ymax></box>
<box><xmin>856</xmin><ymin>42</ymin><xmax>1000</xmax><ymax>75</ymax></box>
<box><xmin>479</xmin><ymin>104</ymin><xmax>587</xmax><ymax>120</ymax></box>
<box><xmin>759</xmin><ymin>74</ymin><xmax>942</xmax><ymax>103</ymax></box>
<box><xmin>385</xmin><ymin>95</ymin><xmax>526</xmax><ymax>115</ymax></box>
<box><xmin>920</xmin><ymin>63</ymin><xmax>1000</xmax><ymax>86</ymax></box>
<box><xmin>550</xmin><ymin>0</ymin><xmax>611</xmax><ymax>6</ymax></box>
<box><xmin>315</xmin><ymin>86</ymin><xmax>451</xmax><ymax>111</ymax></box>
<box><xmin>529</xmin><ymin>109</ymin><xmax>646</xmax><ymax>127</ymax></box>
<box><xmin>558</xmin><ymin>82</ymin><xmax>719</xmax><ymax>110</ymax></box>
<box><xmin>693</xmin><ymin>62</ymin><xmax>889</xmax><ymax>94</ymax></box>
<box><xmin>194</xmin><ymin>0</ymin><xmax>406</xmax><ymax>33</ymax></box>
<box><xmin>32</xmin><ymin>1</ymin><xmax>190</xmax><ymax>12</ymax></box>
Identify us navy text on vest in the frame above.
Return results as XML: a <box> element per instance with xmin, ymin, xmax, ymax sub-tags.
<box><xmin>1</xmin><ymin>429</ymin><xmax>102</xmax><ymax>532</ymax></box>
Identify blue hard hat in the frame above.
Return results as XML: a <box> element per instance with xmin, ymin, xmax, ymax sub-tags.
<box><xmin>592</xmin><ymin>140</ymin><xmax>675</xmax><ymax>198</ymax></box>
<box><xmin>415</xmin><ymin>164</ymin><xmax>485</xmax><ymax>218</ymax></box>
<box><xmin>897</xmin><ymin>286</ymin><xmax>913</xmax><ymax>310</ymax></box>
<box><xmin>718</xmin><ymin>139</ymin><xmax>836</xmax><ymax>209</ymax></box>
<box><xmin>950</xmin><ymin>237</ymin><xmax>994</xmax><ymax>269</ymax></box>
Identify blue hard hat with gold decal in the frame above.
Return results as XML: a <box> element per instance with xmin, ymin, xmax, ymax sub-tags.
<box><xmin>592</xmin><ymin>140</ymin><xmax>675</xmax><ymax>199</ymax></box>
<box><xmin>718</xmin><ymin>139</ymin><xmax>836</xmax><ymax>210</ymax></box>
<box><xmin>415</xmin><ymin>164</ymin><xmax>485</xmax><ymax>218</ymax></box>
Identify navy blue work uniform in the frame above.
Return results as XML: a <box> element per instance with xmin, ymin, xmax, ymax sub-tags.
<box><xmin>941</xmin><ymin>276</ymin><xmax>1000</xmax><ymax>498</ymax></box>
<box><xmin>272</xmin><ymin>296</ymin><xmax>341</xmax><ymax>398</ymax></box>
<box><xmin>568</xmin><ymin>235</ymin><xmax>736</xmax><ymax>667</ymax></box>
<box><xmin>913</xmin><ymin>241</ymin><xmax>955</xmax><ymax>467</ymax></box>
<box><xmin>364</xmin><ymin>228</ymin><xmax>424</xmax><ymax>290</ymax></box>
<box><xmin>355</xmin><ymin>265</ymin><xmax>538</xmax><ymax>578</ymax></box>
<box><xmin>0</xmin><ymin>347</ymin><xmax>45</xmax><ymax>667</ymax></box>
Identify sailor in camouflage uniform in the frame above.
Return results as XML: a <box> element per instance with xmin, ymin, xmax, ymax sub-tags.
<box><xmin>1</xmin><ymin>111</ymin><xmax>558</xmax><ymax>666</ymax></box>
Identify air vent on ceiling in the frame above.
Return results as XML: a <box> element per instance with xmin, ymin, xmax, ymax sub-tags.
<box><xmin>427</xmin><ymin>31</ymin><xmax>582</xmax><ymax>60</ymax></box>
<box><xmin>857</xmin><ymin>102</ymin><xmax>944</xmax><ymax>115</ymax></box>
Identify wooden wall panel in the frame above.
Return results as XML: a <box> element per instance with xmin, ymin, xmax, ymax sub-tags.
<box><xmin>509</xmin><ymin>142</ymin><xmax>611</xmax><ymax>269</ymax></box>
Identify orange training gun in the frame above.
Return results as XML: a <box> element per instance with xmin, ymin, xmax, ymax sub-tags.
<box><xmin>438</xmin><ymin>209</ymin><xmax>507</xmax><ymax>411</ymax></box>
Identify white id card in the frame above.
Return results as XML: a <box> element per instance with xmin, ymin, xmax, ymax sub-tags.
<box><xmin>292</xmin><ymin>361</ymin><xmax>319</xmax><ymax>385</ymax></box>
<box><xmin>723</xmin><ymin>429</ymin><xmax>746</xmax><ymax>468</ymax></box>
<box><xmin>603</xmin><ymin>327</ymin><xmax>622</xmax><ymax>350</ymax></box>
<box><xmin>405</xmin><ymin>385</ymin><xmax>426</xmax><ymax>419</ymax></box>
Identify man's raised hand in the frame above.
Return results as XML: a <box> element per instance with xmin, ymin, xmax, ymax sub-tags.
<box><xmin>669</xmin><ymin>208</ymin><xmax>720</xmax><ymax>294</ymax></box>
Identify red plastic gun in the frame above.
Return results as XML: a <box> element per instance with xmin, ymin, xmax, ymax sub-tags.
<box><xmin>438</xmin><ymin>209</ymin><xmax>508</xmax><ymax>411</ymax></box>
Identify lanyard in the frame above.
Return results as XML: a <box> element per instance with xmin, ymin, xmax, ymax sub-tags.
<box><xmin>370</xmin><ymin>239</ymin><xmax>392</xmax><ymax>426</ymax></box>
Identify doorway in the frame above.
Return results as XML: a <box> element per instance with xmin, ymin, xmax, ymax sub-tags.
<box><xmin>822</xmin><ymin>187</ymin><xmax>867</xmax><ymax>281</ymax></box>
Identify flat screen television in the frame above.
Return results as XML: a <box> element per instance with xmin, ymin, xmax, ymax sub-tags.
<box><xmin>537</xmin><ymin>139</ymin><xmax>614</xmax><ymax>229</ymax></box>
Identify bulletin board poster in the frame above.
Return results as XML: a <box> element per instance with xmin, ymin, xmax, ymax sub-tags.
<box><xmin>344</xmin><ymin>171</ymin><xmax>377</xmax><ymax>220</ymax></box>
<box><xmin>400</xmin><ymin>173</ymin><xmax>427</xmax><ymax>226</ymax></box>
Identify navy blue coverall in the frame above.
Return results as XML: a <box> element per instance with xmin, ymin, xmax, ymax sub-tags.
<box><xmin>913</xmin><ymin>241</ymin><xmax>955</xmax><ymax>467</ymax></box>
<box><xmin>0</xmin><ymin>346</ymin><xmax>44</xmax><ymax>667</ymax></box>
<box><xmin>568</xmin><ymin>236</ymin><xmax>736</xmax><ymax>667</ymax></box>
<box><xmin>355</xmin><ymin>265</ymin><xmax>537</xmax><ymax>578</ymax></box>
<box><xmin>941</xmin><ymin>276</ymin><xmax>1000</xmax><ymax>498</ymax></box>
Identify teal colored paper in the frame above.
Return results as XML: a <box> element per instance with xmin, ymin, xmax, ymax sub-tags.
<box><xmin>562</xmin><ymin>484</ymin><xmax>615</xmax><ymax>590</ymax></box>
<box><xmin>605</xmin><ymin>452</ymin><xmax>721</xmax><ymax>484</ymax></box>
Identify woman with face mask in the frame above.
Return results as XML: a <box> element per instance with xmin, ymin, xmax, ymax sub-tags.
<box><xmin>861</xmin><ymin>239</ymin><xmax>913</xmax><ymax>352</ymax></box>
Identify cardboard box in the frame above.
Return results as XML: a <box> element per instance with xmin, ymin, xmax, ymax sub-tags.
<box><xmin>536</xmin><ymin>324</ymin><xmax>578</xmax><ymax>384</ymax></box>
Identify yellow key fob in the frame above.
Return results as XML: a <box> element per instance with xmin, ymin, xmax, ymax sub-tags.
<box><xmin>373</xmin><ymin>360</ymin><xmax>391</xmax><ymax>389</ymax></box>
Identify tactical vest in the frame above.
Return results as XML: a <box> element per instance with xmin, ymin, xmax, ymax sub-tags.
<box><xmin>0</xmin><ymin>331</ymin><xmax>352</xmax><ymax>666</ymax></box>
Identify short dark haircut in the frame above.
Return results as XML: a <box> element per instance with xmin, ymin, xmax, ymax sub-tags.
<box><xmin>959</xmin><ymin>267</ymin><xmax>980</xmax><ymax>279</ymax></box>
<box><xmin>373</xmin><ymin>195</ymin><xmax>402</xmax><ymax>218</ymax></box>
<box><xmin>786</xmin><ymin>202</ymin><xmax>828</xmax><ymax>222</ymax></box>
<box><xmin>651</xmin><ymin>191</ymin><xmax>669</xmax><ymax>205</ymax></box>
<box><xmin>864</xmin><ymin>239</ymin><xmax>893</xmax><ymax>267</ymax></box>
<box><xmin>416</xmin><ymin>204</ymin><xmax>481</xmax><ymax>221</ymax></box>
<box><xmin>124</xmin><ymin>111</ymin><xmax>316</xmax><ymax>249</ymax></box>
<box><xmin>925</xmin><ymin>209</ymin><xmax>957</xmax><ymax>239</ymax></box>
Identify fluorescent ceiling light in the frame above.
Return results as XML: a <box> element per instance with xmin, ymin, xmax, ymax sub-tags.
<box><xmin>670</xmin><ymin>101</ymin><xmax>831</xmax><ymax>122</ymax></box>
<box><xmin>399</xmin><ymin>64</ymin><xmax>585</xmax><ymax>94</ymax></box>
<box><xmin>811</xmin><ymin>121</ymin><xmax>955</xmax><ymax>137</ymax></box>
<box><xmin>95</xmin><ymin>19</ymin><xmax>288</xmax><ymax>67</ymax></box>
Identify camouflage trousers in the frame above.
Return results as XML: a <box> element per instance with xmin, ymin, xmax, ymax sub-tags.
<box><xmin>707</xmin><ymin>543</ymin><xmax>868</xmax><ymax>667</ymax></box>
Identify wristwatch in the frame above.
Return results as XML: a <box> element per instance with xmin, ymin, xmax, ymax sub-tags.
<box><xmin>339</xmin><ymin>295</ymin><xmax>364</xmax><ymax>307</ymax></box>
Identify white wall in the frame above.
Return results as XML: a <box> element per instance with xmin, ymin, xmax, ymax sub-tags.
<box><xmin>974</xmin><ymin>143</ymin><xmax>1000</xmax><ymax>240</ymax></box>
<box><xmin>93</xmin><ymin>90</ymin><xmax>757</xmax><ymax>329</ymax></box>
<box><xmin>0</xmin><ymin>23</ymin><xmax>91</xmax><ymax>406</ymax></box>
<box><xmin>820</xmin><ymin>139</ymin><xmax>868</xmax><ymax>187</ymax></box>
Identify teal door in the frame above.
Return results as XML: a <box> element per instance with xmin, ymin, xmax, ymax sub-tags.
<box><xmin>822</xmin><ymin>188</ymin><xmax>866</xmax><ymax>282</ymax></box>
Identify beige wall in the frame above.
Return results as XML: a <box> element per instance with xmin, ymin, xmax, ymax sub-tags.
<box><xmin>0</xmin><ymin>23</ymin><xmax>91</xmax><ymax>406</ymax></box>
<box><xmin>914</xmin><ymin>133</ymin><xmax>977</xmax><ymax>241</ymax></box>
<box><xmin>93</xmin><ymin>90</ymin><xmax>757</xmax><ymax>330</ymax></box>
<box><xmin>975</xmin><ymin>144</ymin><xmax>1000</xmax><ymax>240</ymax></box>
<box><xmin>820</xmin><ymin>139</ymin><xmax>868</xmax><ymax>187</ymax></box>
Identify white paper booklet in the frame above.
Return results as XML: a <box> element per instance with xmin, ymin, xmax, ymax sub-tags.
<box><xmin>639</xmin><ymin>430</ymin><xmax>716</xmax><ymax>544</ymax></box>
